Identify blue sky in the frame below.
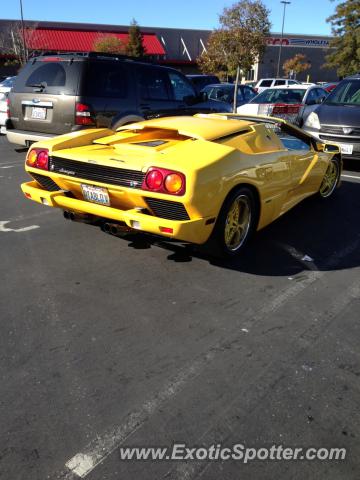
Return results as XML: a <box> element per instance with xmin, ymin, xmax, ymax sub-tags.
<box><xmin>2</xmin><ymin>0</ymin><xmax>338</xmax><ymax>36</ymax></box>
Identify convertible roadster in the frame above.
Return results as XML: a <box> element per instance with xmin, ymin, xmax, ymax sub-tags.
<box><xmin>21</xmin><ymin>113</ymin><xmax>341</xmax><ymax>257</ymax></box>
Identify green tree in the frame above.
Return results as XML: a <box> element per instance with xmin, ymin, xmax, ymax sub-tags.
<box><xmin>198</xmin><ymin>0</ymin><xmax>270</xmax><ymax>80</ymax></box>
<box><xmin>283</xmin><ymin>53</ymin><xmax>311</xmax><ymax>78</ymax></box>
<box><xmin>93</xmin><ymin>35</ymin><xmax>125</xmax><ymax>54</ymax></box>
<box><xmin>125</xmin><ymin>19</ymin><xmax>146</xmax><ymax>57</ymax></box>
<box><xmin>325</xmin><ymin>0</ymin><xmax>360</xmax><ymax>77</ymax></box>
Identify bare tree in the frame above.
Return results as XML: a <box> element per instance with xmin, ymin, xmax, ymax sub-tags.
<box><xmin>0</xmin><ymin>23</ymin><xmax>36</xmax><ymax>66</ymax></box>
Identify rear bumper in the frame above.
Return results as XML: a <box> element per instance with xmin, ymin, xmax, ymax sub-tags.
<box><xmin>21</xmin><ymin>181</ymin><xmax>214</xmax><ymax>244</ymax></box>
<box><xmin>6</xmin><ymin>129</ymin><xmax>55</xmax><ymax>146</ymax></box>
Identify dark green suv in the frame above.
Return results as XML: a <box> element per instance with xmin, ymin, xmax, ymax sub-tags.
<box><xmin>7</xmin><ymin>52</ymin><xmax>230</xmax><ymax>146</ymax></box>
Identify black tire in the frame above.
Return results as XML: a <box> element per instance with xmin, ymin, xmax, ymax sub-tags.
<box><xmin>204</xmin><ymin>186</ymin><xmax>258</xmax><ymax>258</ymax></box>
<box><xmin>317</xmin><ymin>156</ymin><xmax>341</xmax><ymax>199</ymax></box>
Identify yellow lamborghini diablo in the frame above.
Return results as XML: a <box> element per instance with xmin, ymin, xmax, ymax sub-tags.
<box><xmin>21</xmin><ymin>114</ymin><xmax>342</xmax><ymax>257</ymax></box>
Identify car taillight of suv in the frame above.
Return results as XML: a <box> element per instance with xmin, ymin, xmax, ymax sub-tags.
<box><xmin>75</xmin><ymin>103</ymin><xmax>95</xmax><ymax>126</ymax></box>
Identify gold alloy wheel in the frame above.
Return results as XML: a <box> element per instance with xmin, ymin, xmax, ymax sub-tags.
<box><xmin>224</xmin><ymin>195</ymin><xmax>252</xmax><ymax>251</ymax></box>
<box><xmin>319</xmin><ymin>160</ymin><xmax>339</xmax><ymax>198</ymax></box>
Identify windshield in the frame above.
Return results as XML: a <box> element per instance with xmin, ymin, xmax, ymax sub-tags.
<box><xmin>324</xmin><ymin>80</ymin><xmax>360</xmax><ymax>106</ymax></box>
<box><xmin>251</xmin><ymin>88</ymin><xmax>305</xmax><ymax>104</ymax></box>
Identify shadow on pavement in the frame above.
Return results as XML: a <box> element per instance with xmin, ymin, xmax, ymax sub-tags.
<box><xmin>122</xmin><ymin>180</ymin><xmax>360</xmax><ymax>276</ymax></box>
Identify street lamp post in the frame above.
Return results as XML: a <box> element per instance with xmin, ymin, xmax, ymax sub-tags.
<box><xmin>19</xmin><ymin>0</ymin><xmax>28</xmax><ymax>63</ymax></box>
<box><xmin>276</xmin><ymin>0</ymin><xmax>290</xmax><ymax>77</ymax></box>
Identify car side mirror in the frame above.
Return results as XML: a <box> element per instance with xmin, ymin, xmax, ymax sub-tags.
<box><xmin>324</xmin><ymin>143</ymin><xmax>340</xmax><ymax>153</ymax></box>
<box><xmin>200</xmin><ymin>92</ymin><xmax>208</xmax><ymax>102</ymax></box>
<box><xmin>316</xmin><ymin>142</ymin><xmax>340</xmax><ymax>153</ymax></box>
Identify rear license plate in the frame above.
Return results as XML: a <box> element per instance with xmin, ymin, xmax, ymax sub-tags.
<box><xmin>337</xmin><ymin>143</ymin><xmax>353</xmax><ymax>155</ymax></box>
<box><xmin>81</xmin><ymin>184</ymin><xmax>110</xmax><ymax>206</ymax></box>
<box><xmin>31</xmin><ymin>107</ymin><xmax>47</xmax><ymax>120</ymax></box>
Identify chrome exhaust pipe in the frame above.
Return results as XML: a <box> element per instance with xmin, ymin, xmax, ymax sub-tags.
<box><xmin>63</xmin><ymin>210</ymin><xmax>97</xmax><ymax>224</ymax></box>
<box><xmin>101</xmin><ymin>222</ymin><xmax>132</xmax><ymax>237</ymax></box>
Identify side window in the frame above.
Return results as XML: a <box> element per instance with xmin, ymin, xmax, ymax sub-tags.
<box><xmin>305</xmin><ymin>89</ymin><xmax>317</xmax><ymax>104</ymax></box>
<box><xmin>236</xmin><ymin>87</ymin><xmax>244</xmax><ymax>102</ymax></box>
<box><xmin>137</xmin><ymin>67</ymin><xmax>170</xmax><ymax>101</ymax></box>
<box><xmin>243</xmin><ymin>87</ymin><xmax>255</xmax><ymax>101</ymax></box>
<box><xmin>26</xmin><ymin>63</ymin><xmax>66</xmax><ymax>87</ymax></box>
<box><xmin>213</xmin><ymin>87</ymin><xmax>225</xmax><ymax>101</ymax></box>
<box><xmin>84</xmin><ymin>62</ymin><xmax>128</xmax><ymax>98</ymax></box>
<box><xmin>316</xmin><ymin>88</ymin><xmax>327</xmax><ymax>101</ymax></box>
<box><xmin>288</xmin><ymin>80</ymin><xmax>297</xmax><ymax>85</ymax></box>
<box><xmin>168</xmin><ymin>72</ymin><xmax>195</xmax><ymax>101</ymax></box>
<box><xmin>260</xmin><ymin>80</ymin><xmax>272</xmax><ymax>87</ymax></box>
<box><xmin>278</xmin><ymin>126</ymin><xmax>311</xmax><ymax>151</ymax></box>
<box><xmin>275</xmin><ymin>79</ymin><xmax>286</xmax><ymax>86</ymax></box>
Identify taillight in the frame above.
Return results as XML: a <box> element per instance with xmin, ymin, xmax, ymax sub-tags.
<box><xmin>75</xmin><ymin>102</ymin><xmax>95</xmax><ymax>126</ymax></box>
<box><xmin>164</xmin><ymin>173</ymin><xmax>183</xmax><ymax>194</ymax></box>
<box><xmin>146</xmin><ymin>169</ymin><xmax>164</xmax><ymax>190</ymax></box>
<box><xmin>26</xmin><ymin>148</ymin><xmax>49</xmax><ymax>170</ymax></box>
<box><xmin>272</xmin><ymin>103</ymin><xmax>302</xmax><ymax>115</ymax></box>
<box><xmin>143</xmin><ymin>167</ymin><xmax>186</xmax><ymax>196</ymax></box>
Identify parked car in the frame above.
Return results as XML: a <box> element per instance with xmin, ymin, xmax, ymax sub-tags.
<box><xmin>254</xmin><ymin>78</ymin><xmax>300</xmax><ymax>93</ymax></box>
<box><xmin>201</xmin><ymin>83</ymin><xmax>256</xmax><ymax>108</ymax></box>
<box><xmin>322</xmin><ymin>82</ymin><xmax>339</xmax><ymax>93</ymax></box>
<box><xmin>6</xmin><ymin>53</ymin><xmax>230</xmax><ymax>146</ymax></box>
<box><xmin>237</xmin><ymin>85</ymin><xmax>328</xmax><ymax>126</ymax></box>
<box><xmin>304</xmin><ymin>73</ymin><xmax>360</xmax><ymax>160</ymax></box>
<box><xmin>21</xmin><ymin>113</ymin><xmax>341</xmax><ymax>258</ymax></box>
<box><xmin>0</xmin><ymin>76</ymin><xmax>16</xmax><ymax>134</ymax></box>
<box><xmin>243</xmin><ymin>80</ymin><xmax>257</xmax><ymax>88</ymax></box>
<box><xmin>186</xmin><ymin>74</ymin><xmax>220</xmax><ymax>93</ymax></box>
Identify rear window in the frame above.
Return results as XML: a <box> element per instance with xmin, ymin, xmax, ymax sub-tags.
<box><xmin>26</xmin><ymin>63</ymin><xmax>66</xmax><ymax>88</ymax></box>
<box><xmin>13</xmin><ymin>59</ymin><xmax>82</xmax><ymax>95</ymax></box>
<box><xmin>251</xmin><ymin>88</ymin><xmax>305</xmax><ymax>104</ymax></box>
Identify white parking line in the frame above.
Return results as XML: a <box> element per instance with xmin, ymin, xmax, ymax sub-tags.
<box><xmin>64</xmin><ymin>350</ymin><xmax>216</xmax><ymax>478</ymax></box>
<box><xmin>0</xmin><ymin>220</ymin><xmax>39</xmax><ymax>233</ymax></box>
<box><xmin>56</xmin><ymin>235</ymin><xmax>360</xmax><ymax>480</ymax></box>
<box><xmin>342</xmin><ymin>174</ymin><xmax>360</xmax><ymax>180</ymax></box>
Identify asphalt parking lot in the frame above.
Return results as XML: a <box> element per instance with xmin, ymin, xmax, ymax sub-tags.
<box><xmin>1</xmin><ymin>134</ymin><xmax>360</xmax><ymax>480</ymax></box>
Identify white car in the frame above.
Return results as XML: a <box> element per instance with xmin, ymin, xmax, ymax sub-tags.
<box><xmin>0</xmin><ymin>77</ymin><xmax>16</xmax><ymax>134</ymax></box>
<box><xmin>237</xmin><ymin>84</ymin><xmax>328</xmax><ymax>126</ymax></box>
<box><xmin>254</xmin><ymin>78</ymin><xmax>300</xmax><ymax>94</ymax></box>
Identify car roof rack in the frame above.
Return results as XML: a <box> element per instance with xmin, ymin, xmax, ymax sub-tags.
<box><xmin>30</xmin><ymin>51</ymin><xmax>151</xmax><ymax>63</ymax></box>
